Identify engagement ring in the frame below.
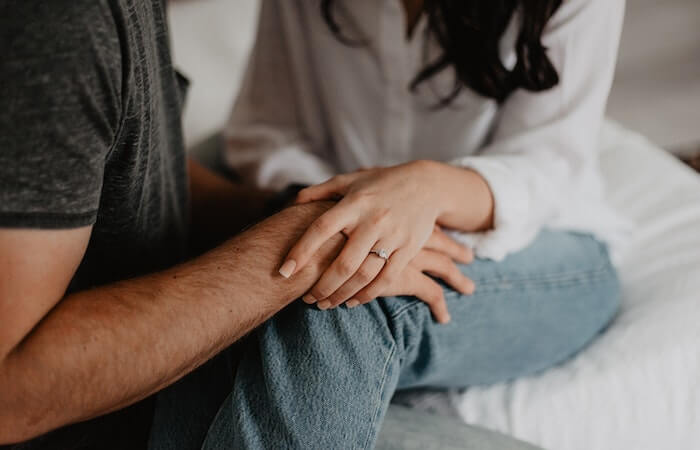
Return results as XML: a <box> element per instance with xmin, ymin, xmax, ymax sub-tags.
<box><xmin>370</xmin><ymin>248</ymin><xmax>390</xmax><ymax>261</ymax></box>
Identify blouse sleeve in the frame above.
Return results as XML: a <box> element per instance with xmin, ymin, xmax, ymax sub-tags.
<box><xmin>223</xmin><ymin>0</ymin><xmax>335</xmax><ymax>191</ymax></box>
<box><xmin>449</xmin><ymin>0</ymin><xmax>625</xmax><ymax>260</ymax></box>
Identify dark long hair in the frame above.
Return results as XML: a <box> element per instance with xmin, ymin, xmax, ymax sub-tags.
<box><xmin>321</xmin><ymin>0</ymin><xmax>563</xmax><ymax>105</ymax></box>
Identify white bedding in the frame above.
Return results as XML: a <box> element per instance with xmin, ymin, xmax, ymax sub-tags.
<box><xmin>169</xmin><ymin>3</ymin><xmax>700</xmax><ymax>448</ymax></box>
<box><xmin>401</xmin><ymin>122</ymin><xmax>700</xmax><ymax>450</ymax></box>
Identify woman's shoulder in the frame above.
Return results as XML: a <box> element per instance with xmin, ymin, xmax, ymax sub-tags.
<box><xmin>544</xmin><ymin>0</ymin><xmax>625</xmax><ymax>38</ymax></box>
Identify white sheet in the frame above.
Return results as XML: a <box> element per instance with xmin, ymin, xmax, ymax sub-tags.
<box><xmin>401</xmin><ymin>122</ymin><xmax>700</xmax><ymax>450</ymax></box>
<box><xmin>169</xmin><ymin>4</ymin><xmax>700</xmax><ymax>448</ymax></box>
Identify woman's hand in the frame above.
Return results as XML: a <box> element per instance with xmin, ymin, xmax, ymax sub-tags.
<box><xmin>356</xmin><ymin>245</ymin><xmax>475</xmax><ymax>323</ymax></box>
<box><xmin>314</xmin><ymin>227</ymin><xmax>475</xmax><ymax>323</ymax></box>
<box><xmin>277</xmin><ymin>161</ymin><xmax>476</xmax><ymax>323</ymax></box>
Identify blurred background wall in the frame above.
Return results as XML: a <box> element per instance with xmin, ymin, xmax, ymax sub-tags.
<box><xmin>607</xmin><ymin>0</ymin><xmax>700</xmax><ymax>154</ymax></box>
<box><xmin>169</xmin><ymin>0</ymin><xmax>700</xmax><ymax>154</ymax></box>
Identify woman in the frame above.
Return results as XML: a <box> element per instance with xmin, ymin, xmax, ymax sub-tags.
<box><xmin>226</xmin><ymin>0</ymin><xmax>626</xmax><ymax>315</ymax></box>
<box><xmin>220</xmin><ymin>0</ymin><xmax>627</xmax><ymax>447</ymax></box>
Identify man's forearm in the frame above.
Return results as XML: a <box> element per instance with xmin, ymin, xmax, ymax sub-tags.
<box><xmin>0</xmin><ymin>203</ymin><xmax>340</xmax><ymax>444</ymax></box>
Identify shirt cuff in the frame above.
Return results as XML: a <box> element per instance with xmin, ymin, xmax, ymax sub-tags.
<box><xmin>224</xmin><ymin>140</ymin><xmax>336</xmax><ymax>191</ymax></box>
<box><xmin>448</xmin><ymin>156</ymin><xmax>541</xmax><ymax>261</ymax></box>
<box><xmin>254</xmin><ymin>146</ymin><xmax>336</xmax><ymax>190</ymax></box>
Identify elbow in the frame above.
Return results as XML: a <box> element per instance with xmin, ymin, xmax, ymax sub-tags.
<box><xmin>0</xmin><ymin>409</ymin><xmax>30</xmax><ymax>446</ymax></box>
<box><xmin>0</xmin><ymin>424</ymin><xmax>23</xmax><ymax>446</ymax></box>
<box><xmin>0</xmin><ymin>368</ymin><xmax>44</xmax><ymax>445</ymax></box>
<box><xmin>0</xmin><ymin>403</ymin><xmax>47</xmax><ymax>446</ymax></box>
<box><xmin>0</xmin><ymin>395</ymin><xmax>26</xmax><ymax>445</ymax></box>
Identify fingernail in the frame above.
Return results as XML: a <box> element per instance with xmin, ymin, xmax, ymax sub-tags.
<box><xmin>302</xmin><ymin>294</ymin><xmax>317</xmax><ymax>304</ymax></box>
<box><xmin>317</xmin><ymin>300</ymin><xmax>331</xmax><ymax>310</ymax></box>
<box><xmin>279</xmin><ymin>260</ymin><xmax>297</xmax><ymax>278</ymax></box>
<box><xmin>346</xmin><ymin>299</ymin><xmax>360</xmax><ymax>308</ymax></box>
<box><xmin>442</xmin><ymin>314</ymin><xmax>452</xmax><ymax>324</ymax></box>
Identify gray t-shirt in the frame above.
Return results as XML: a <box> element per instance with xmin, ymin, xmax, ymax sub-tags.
<box><xmin>0</xmin><ymin>0</ymin><xmax>189</xmax><ymax>292</ymax></box>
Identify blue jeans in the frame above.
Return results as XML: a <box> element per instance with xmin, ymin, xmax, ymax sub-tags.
<box><xmin>149</xmin><ymin>230</ymin><xmax>619</xmax><ymax>449</ymax></box>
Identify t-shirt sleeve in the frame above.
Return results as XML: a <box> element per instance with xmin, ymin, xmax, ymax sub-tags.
<box><xmin>0</xmin><ymin>1</ymin><xmax>123</xmax><ymax>228</ymax></box>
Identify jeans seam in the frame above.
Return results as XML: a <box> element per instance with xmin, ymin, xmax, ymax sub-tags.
<box><xmin>471</xmin><ymin>263</ymin><xmax>612</xmax><ymax>286</ymax></box>
<box><xmin>469</xmin><ymin>267</ymin><xmax>614</xmax><ymax>293</ymax></box>
<box><xmin>361</xmin><ymin>340</ymin><xmax>396</xmax><ymax>450</ymax></box>
<box><xmin>387</xmin><ymin>265</ymin><xmax>614</xmax><ymax>321</ymax></box>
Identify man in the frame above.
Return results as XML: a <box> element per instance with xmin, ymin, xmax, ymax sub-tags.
<box><xmin>0</xmin><ymin>0</ymin><xmax>467</xmax><ymax>447</ymax></box>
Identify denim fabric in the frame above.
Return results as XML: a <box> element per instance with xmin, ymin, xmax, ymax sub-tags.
<box><xmin>150</xmin><ymin>230</ymin><xmax>619</xmax><ymax>450</ymax></box>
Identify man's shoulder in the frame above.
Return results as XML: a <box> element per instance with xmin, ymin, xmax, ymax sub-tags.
<box><xmin>2</xmin><ymin>0</ymin><xmax>123</xmax><ymax>61</ymax></box>
<box><xmin>1</xmin><ymin>0</ymin><xmax>126</xmax><ymax>111</ymax></box>
<box><xmin>0</xmin><ymin>0</ymin><xmax>129</xmax><ymax>231</ymax></box>
<box><xmin>4</xmin><ymin>0</ymin><xmax>118</xmax><ymax>31</ymax></box>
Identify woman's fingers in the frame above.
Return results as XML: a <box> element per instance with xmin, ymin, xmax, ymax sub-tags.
<box><xmin>320</xmin><ymin>253</ymin><xmax>385</xmax><ymax>309</ymax></box>
<box><xmin>322</xmin><ymin>235</ymin><xmax>399</xmax><ymax>307</ymax></box>
<box><xmin>407</xmin><ymin>272</ymin><xmax>451</xmax><ymax>324</ymax></box>
<box><xmin>352</xmin><ymin>247</ymin><xmax>413</xmax><ymax>306</ymax></box>
<box><xmin>412</xmin><ymin>249</ymin><xmax>475</xmax><ymax>295</ymax></box>
<box><xmin>424</xmin><ymin>226</ymin><xmax>473</xmax><ymax>264</ymax></box>
<box><xmin>377</xmin><ymin>265</ymin><xmax>450</xmax><ymax>324</ymax></box>
<box><xmin>280</xmin><ymin>202</ymin><xmax>355</xmax><ymax>278</ymax></box>
<box><xmin>346</xmin><ymin>249</ymin><xmax>472</xmax><ymax>325</ymax></box>
<box><xmin>295</xmin><ymin>174</ymin><xmax>353</xmax><ymax>204</ymax></box>
<box><xmin>304</xmin><ymin>224</ymin><xmax>379</xmax><ymax>305</ymax></box>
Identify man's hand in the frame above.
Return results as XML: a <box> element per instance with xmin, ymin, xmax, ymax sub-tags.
<box><xmin>0</xmin><ymin>201</ymin><xmax>342</xmax><ymax>444</ymax></box>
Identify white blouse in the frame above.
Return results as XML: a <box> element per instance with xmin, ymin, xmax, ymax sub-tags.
<box><xmin>224</xmin><ymin>0</ymin><xmax>629</xmax><ymax>261</ymax></box>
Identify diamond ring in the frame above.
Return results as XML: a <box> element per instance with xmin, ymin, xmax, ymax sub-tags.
<box><xmin>370</xmin><ymin>248</ymin><xmax>390</xmax><ymax>261</ymax></box>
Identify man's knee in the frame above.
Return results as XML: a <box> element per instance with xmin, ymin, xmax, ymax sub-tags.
<box><xmin>259</xmin><ymin>299</ymin><xmax>397</xmax><ymax>355</ymax></box>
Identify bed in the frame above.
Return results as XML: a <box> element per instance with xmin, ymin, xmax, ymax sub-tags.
<box><xmin>169</xmin><ymin>2</ymin><xmax>700</xmax><ymax>448</ymax></box>
<box><xmin>397</xmin><ymin>121</ymin><xmax>700</xmax><ymax>450</ymax></box>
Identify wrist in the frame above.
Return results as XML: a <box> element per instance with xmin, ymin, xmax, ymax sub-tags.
<box><xmin>413</xmin><ymin>160</ymin><xmax>455</xmax><ymax>219</ymax></box>
<box><xmin>430</xmin><ymin>162</ymin><xmax>494</xmax><ymax>232</ymax></box>
<box><xmin>218</xmin><ymin>202</ymin><xmax>344</xmax><ymax>306</ymax></box>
